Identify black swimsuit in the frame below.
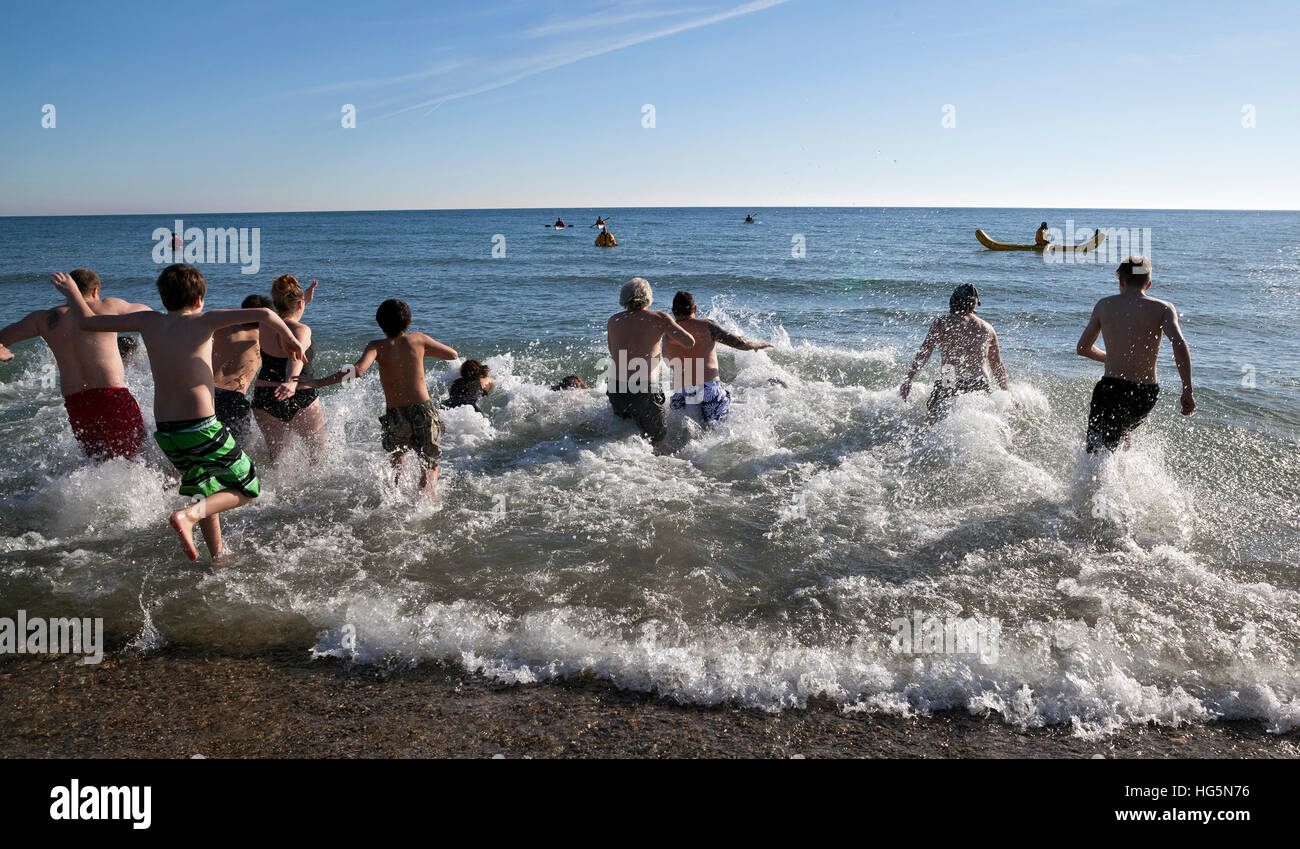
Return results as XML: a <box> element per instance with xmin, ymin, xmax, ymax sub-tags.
<box><xmin>251</xmin><ymin>343</ymin><xmax>318</xmax><ymax>423</ymax></box>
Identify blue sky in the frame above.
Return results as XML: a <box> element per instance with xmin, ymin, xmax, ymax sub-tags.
<box><xmin>1</xmin><ymin>0</ymin><xmax>1297</xmax><ymax>215</ymax></box>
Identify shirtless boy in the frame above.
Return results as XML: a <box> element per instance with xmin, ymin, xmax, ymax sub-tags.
<box><xmin>605</xmin><ymin>278</ymin><xmax>695</xmax><ymax>449</ymax></box>
<box><xmin>211</xmin><ymin>294</ymin><xmax>273</xmax><ymax>442</ymax></box>
<box><xmin>53</xmin><ymin>264</ymin><xmax>304</xmax><ymax>561</ymax></box>
<box><xmin>1075</xmin><ymin>256</ymin><xmax>1194</xmax><ymax>453</ymax></box>
<box><xmin>662</xmin><ymin>290</ymin><xmax>772</xmax><ymax>426</ymax></box>
<box><xmin>305</xmin><ymin>298</ymin><xmax>458</xmax><ymax>497</ymax></box>
<box><xmin>900</xmin><ymin>283</ymin><xmax>1010</xmax><ymax>423</ymax></box>
<box><xmin>0</xmin><ymin>269</ymin><xmax>152</xmax><ymax>460</ymax></box>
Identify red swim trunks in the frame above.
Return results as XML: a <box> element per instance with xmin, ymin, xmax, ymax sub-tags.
<box><xmin>63</xmin><ymin>387</ymin><xmax>146</xmax><ymax>461</ymax></box>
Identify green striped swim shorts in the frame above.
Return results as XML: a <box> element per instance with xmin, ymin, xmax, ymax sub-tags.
<box><xmin>153</xmin><ymin>415</ymin><xmax>260</xmax><ymax>499</ymax></box>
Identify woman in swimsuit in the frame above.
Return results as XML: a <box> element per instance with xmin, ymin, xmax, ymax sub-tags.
<box><xmin>251</xmin><ymin>275</ymin><xmax>325</xmax><ymax>463</ymax></box>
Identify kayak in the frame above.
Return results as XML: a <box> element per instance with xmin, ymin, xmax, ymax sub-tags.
<box><xmin>975</xmin><ymin>228</ymin><xmax>1106</xmax><ymax>252</ymax></box>
<box><xmin>595</xmin><ymin>231</ymin><xmax>617</xmax><ymax>247</ymax></box>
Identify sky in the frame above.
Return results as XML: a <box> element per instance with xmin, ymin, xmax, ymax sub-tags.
<box><xmin>1</xmin><ymin>0</ymin><xmax>1298</xmax><ymax>215</ymax></box>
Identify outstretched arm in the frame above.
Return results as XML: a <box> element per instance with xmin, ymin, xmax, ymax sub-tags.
<box><xmin>203</xmin><ymin>308</ymin><xmax>305</xmax><ymax>362</ymax></box>
<box><xmin>1163</xmin><ymin>303</ymin><xmax>1195</xmax><ymax>415</ymax></box>
<box><xmin>708</xmin><ymin>320</ymin><xmax>773</xmax><ymax>351</ymax></box>
<box><xmin>659</xmin><ymin>313</ymin><xmax>695</xmax><ymax>348</ymax></box>
<box><xmin>0</xmin><ymin>311</ymin><xmax>43</xmax><ymax>349</ymax></box>
<box><xmin>900</xmin><ymin>321</ymin><xmax>940</xmax><ymax>400</ymax></box>
<box><xmin>303</xmin><ymin>344</ymin><xmax>379</xmax><ymax>389</ymax></box>
<box><xmin>421</xmin><ymin>334</ymin><xmax>458</xmax><ymax>361</ymax></box>
<box><xmin>987</xmin><ymin>330</ymin><xmax>1009</xmax><ymax>391</ymax></box>
<box><xmin>1075</xmin><ymin>306</ymin><xmax>1105</xmax><ymax>363</ymax></box>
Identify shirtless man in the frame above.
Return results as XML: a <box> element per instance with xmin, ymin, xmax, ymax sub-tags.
<box><xmin>1035</xmin><ymin>221</ymin><xmax>1051</xmax><ymax>247</ymax></box>
<box><xmin>1075</xmin><ymin>256</ymin><xmax>1194</xmax><ymax>453</ymax></box>
<box><xmin>605</xmin><ymin>277</ymin><xmax>694</xmax><ymax>448</ymax></box>
<box><xmin>0</xmin><ymin>268</ymin><xmax>153</xmax><ymax>460</ymax></box>
<box><xmin>210</xmin><ymin>294</ymin><xmax>273</xmax><ymax>442</ymax></box>
<box><xmin>899</xmin><ymin>283</ymin><xmax>1010</xmax><ymax>423</ymax></box>
<box><xmin>662</xmin><ymin>290</ymin><xmax>772</xmax><ymax>427</ymax></box>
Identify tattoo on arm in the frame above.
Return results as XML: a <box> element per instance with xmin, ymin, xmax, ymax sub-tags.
<box><xmin>708</xmin><ymin>321</ymin><xmax>750</xmax><ymax>350</ymax></box>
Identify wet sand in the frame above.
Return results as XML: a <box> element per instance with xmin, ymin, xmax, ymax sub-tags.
<box><xmin>2</xmin><ymin>649</ymin><xmax>1297</xmax><ymax>759</ymax></box>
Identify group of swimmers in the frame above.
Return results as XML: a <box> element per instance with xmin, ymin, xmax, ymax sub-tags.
<box><xmin>0</xmin><ymin>253</ymin><xmax>1194</xmax><ymax>562</ymax></box>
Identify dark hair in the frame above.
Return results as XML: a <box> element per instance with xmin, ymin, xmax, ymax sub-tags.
<box><xmin>1040</xmin><ymin>221</ymin><xmax>1048</xmax><ymax>229</ymax></box>
<box><xmin>551</xmin><ymin>375</ymin><xmax>588</xmax><ymax>391</ymax></box>
<box><xmin>240</xmin><ymin>294</ymin><xmax>272</xmax><ymax>328</ymax></box>
<box><xmin>949</xmin><ymin>283</ymin><xmax>981</xmax><ymax>314</ymax></box>
<box><xmin>460</xmin><ymin>359</ymin><xmax>488</xmax><ymax>380</ymax></box>
<box><xmin>156</xmin><ymin>264</ymin><xmax>206</xmax><ymax>311</ymax></box>
<box><xmin>69</xmin><ymin>268</ymin><xmax>101</xmax><ymax>297</ymax></box>
<box><xmin>376</xmin><ymin>298</ymin><xmax>411</xmax><ymax>337</ymax></box>
<box><xmin>1117</xmin><ymin>255</ymin><xmax>1152</xmax><ymax>287</ymax></box>
<box><xmin>117</xmin><ymin>335</ymin><xmax>138</xmax><ymax>359</ymax></box>
<box><xmin>672</xmin><ymin>290</ymin><xmax>696</xmax><ymax>318</ymax></box>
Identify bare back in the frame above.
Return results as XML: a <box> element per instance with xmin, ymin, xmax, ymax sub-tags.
<box><xmin>663</xmin><ymin>315</ymin><xmax>721</xmax><ymax>386</ymax></box>
<box><xmin>934</xmin><ymin>313</ymin><xmax>994</xmax><ymax>382</ymax></box>
<box><xmin>37</xmin><ymin>298</ymin><xmax>144</xmax><ymax>395</ymax></box>
<box><xmin>373</xmin><ymin>334</ymin><xmax>435</xmax><ymax>408</ymax></box>
<box><xmin>1093</xmin><ymin>293</ymin><xmax>1174</xmax><ymax>384</ymax></box>
<box><xmin>211</xmin><ymin>326</ymin><xmax>261</xmax><ymax>392</ymax></box>
<box><xmin>134</xmin><ymin>311</ymin><xmax>223</xmax><ymax>421</ymax></box>
<box><xmin>606</xmin><ymin>309</ymin><xmax>692</xmax><ymax>385</ymax></box>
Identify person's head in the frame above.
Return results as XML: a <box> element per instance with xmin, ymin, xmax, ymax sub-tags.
<box><xmin>672</xmin><ymin>290</ymin><xmax>696</xmax><ymax>319</ymax></box>
<box><xmin>241</xmin><ymin>294</ymin><xmax>272</xmax><ymax>328</ymax></box>
<box><xmin>117</xmin><ymin>334</ymin><xmax>138</xmax><ymax>362</ymax></box>
<box><xmin>949</xmin><ymin>283</ymin><xmax>981</xmax><ymax>314</ymax></box>
<box><xmin>156</xmin><ymin>264</ymin><xmax>206</xmax><ymax>312</ymax></box>
<box><xmin>271</xmin><ymin>274</ymin><xmax>305</xmax><ymax>317</ymax></box>
<box><xmin>376</xmin><ymin>298</ymin><xmax>411</xmax><ymax>337</ymax></box>
<box><xmin>1116</xmin><ymin>255</ymin><xmax>1153</xmax><ymax>291</ymax></box>
<box><xmin>460</xmin><ymin>359</ymin><xmax>489</xmax><ymax>381</ymax></box>
<box><xmin>1039</xmin><ymin>221</ymin><xmax>1048</xmax><ymax>229</ymax></box>
<box><xmin>551</xmin><ymin>375</ymin><xmax>588</xmax><ymax>391</ymax></box>
<box><xmin>619</xmin><ymin>277</ymin><xmax>653</xmax><ymax>311</ymax></box>
<box><xmin>69</xmin><ymin>268</ymin><xmax>101</xmax><ymax>298</ymax></box>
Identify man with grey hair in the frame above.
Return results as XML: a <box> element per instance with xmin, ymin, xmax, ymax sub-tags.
<box><xmin>605</xmin><ymin>277</ymin><xmax>695</xmax><ymax>449</ymax></box>
<box><xmin>1076</xmin><ymin>255</ymin><xmax>1195</xmax><ymax>453</ymax></box>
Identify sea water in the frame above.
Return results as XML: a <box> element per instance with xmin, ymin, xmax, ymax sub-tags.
<box><xmin>1</xmin><ymin>207</ymin><xmax>1297</xmax><ymax>736</ymax></box>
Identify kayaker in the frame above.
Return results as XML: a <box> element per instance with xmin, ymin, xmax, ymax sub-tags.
<box><xmin>744</xmin><ymin>214</ymin><xmax>754</xmax><ymax>223</ymax></box>
<box><xmin>1034</xmin><ymin>222</ymin><xmax>1050</xmax><ymax>246</ymax></box>
<box><xmin>555</xmin><ymin>219</ymin><xmax>565</xmax><ymax>228</ymax></box>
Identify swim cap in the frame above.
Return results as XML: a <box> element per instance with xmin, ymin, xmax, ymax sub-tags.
<box><xmin>949</xmin><ymin>283</ymin><xmax>981</xmax><ymax>314</ymax></box>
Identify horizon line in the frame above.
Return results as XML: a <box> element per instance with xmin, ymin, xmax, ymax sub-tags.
<box><xmin>4</xmin><ymin>203</ymin><xmax>1300</xmax><ymax>219</ymax></box>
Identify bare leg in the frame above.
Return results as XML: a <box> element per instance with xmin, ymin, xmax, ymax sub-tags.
<box><xmin>419</xmin><ymin>464</ymin><xmax>439</xmax><ymax>498</ymax></box>
<box><xmin>291</xmin><ymin>400</ymin><xmax>327</xmax><ymax>462</ymax></box>
<box><xmin>169</xmin><ymin>490</ymin><xmax>254</xmax><ymax>561</ymax></box>
<box><xmin>254</xmin><ymin>409</ymin><xmax>290</xmax><ymax>464</ymax></box>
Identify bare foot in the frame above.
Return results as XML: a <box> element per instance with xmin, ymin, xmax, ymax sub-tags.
<box><xmin>169</xmin><ymin>510</ymin><xmax>200</xmax><ymax>561</ymax></box>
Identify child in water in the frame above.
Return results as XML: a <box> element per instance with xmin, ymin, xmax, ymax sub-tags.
<box><xmin>304</xmin><ymin>299</ymin><xmax>458</xmax><ymax>497</ymax></box>
<box><xmin>443</xmin><ymin>359</ymin><xmax>494</xmax><ymax>412</ymax></box>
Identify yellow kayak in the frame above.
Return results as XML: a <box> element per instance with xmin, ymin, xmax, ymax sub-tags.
<box><xmin>595</xmin><ymin>231</ymin><xmax>617</xmax><ymax>247</ymax></box>
<box><xmin>975</xmin><ymin>228</ymin><xmax>1105</xmax><ymax>252</ymax></box>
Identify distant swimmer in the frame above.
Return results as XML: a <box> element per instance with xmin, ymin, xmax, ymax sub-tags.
<box><xmin>899</xmin><ymin>283</ymin><xmax>1009</xmax><ymax>423</ymax></box>
<box><xmin>0</xmin><ymin>268</ymin><xmax>153</xmax><ymax>461</ymax></box>
<box><xmin>1035</xmin><ymin>221</ymin><xmax>1050</xmax><ymax>247</ymax></box>
<box><xmin>744</xmin><ymin>214</ymin><xmax>754</xmax><ymax>223</ymax></box>
<box><xmin>1075</xmin><ymin>256</ymin><xmax>1194</xmax><ymax>453</ymax></box>
<box><xmin>605</xmin><ymin>277</ymin><xmax>695</xmax><ymax>450</ymax></box>
<box><xmin>170</xmin><ymin>231</ymin><xmax>184</xmax><ymax>259</ymax></box>
<box><xmin>662</xmin><ymin>290</ymin><xmax>773</xmax><ymax>428</ymax></box>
